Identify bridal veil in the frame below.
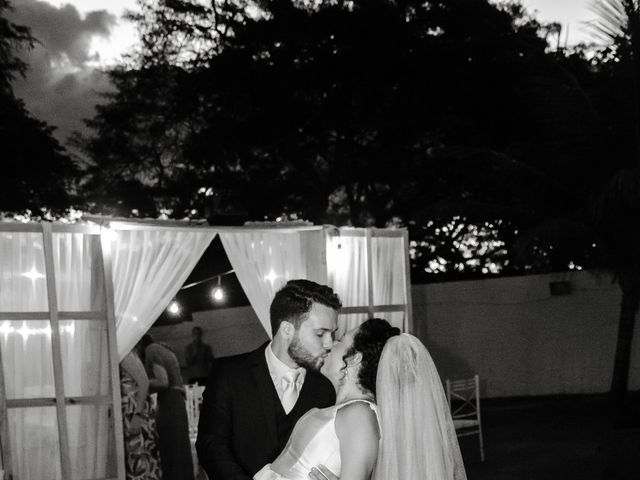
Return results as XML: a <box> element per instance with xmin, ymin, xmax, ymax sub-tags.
<box><xmin>374</xmin><ymin>333</ymin><xmax>467</xmax><ymax>480</ymax></box>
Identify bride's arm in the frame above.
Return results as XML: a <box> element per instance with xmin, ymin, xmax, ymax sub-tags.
<box><xmin>333</xmin><ymin>403</ymin><xmax>379</xmax><ymax>480</ymax></box>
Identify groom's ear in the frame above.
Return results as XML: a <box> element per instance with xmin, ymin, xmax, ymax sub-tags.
<box><xmin>280</xmin><ymin>321</ymin><xmax>295</xmax><ymax>340</ymax></box>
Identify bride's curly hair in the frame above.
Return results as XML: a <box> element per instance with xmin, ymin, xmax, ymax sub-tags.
<box><xmin>344</xmin><ymin>318</ymin><xmax>400</xmax><ymax>396</ymax></box>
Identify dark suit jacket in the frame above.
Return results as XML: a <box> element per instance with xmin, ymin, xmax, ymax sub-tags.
<box><xmin>196</xmin><ymin>342</ymin><xmax>336</xmax><ymax>480</ymax></box>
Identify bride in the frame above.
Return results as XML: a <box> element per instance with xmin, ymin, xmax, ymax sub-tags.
<box><xmin>254</xmin><ymin>318</ymin><xmax>467</xmax><ymax>480</ymax></box>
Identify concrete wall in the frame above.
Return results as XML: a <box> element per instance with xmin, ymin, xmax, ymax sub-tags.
<box><xmin>412</xmin><ymin>270</ymin><xmax>640</xmax><ymax>398</ymax></box>
<box><xmin>149</xmin><ymin>306</ymin><xmax>269</xmax><ymax>380</ymax></box>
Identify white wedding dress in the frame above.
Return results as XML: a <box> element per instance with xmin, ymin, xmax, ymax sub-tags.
<box><xmin>253</xmin><ymin>399</ymin><xmax>379</xmax><ymax>480</ymax></box>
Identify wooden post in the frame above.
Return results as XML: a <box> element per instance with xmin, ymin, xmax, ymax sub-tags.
<box><xmin>402</xmin><ymin>229</ymin><xmax>414</xmax><ymax>334</ymax></box>
<box><xmin>100</xmin><ymin>229</ymin><xmax>126</xmax><ymax>480</ymax></box>
<box><xmin>0</xmin><ymin>319</ymin><xmax>12</xmax><ymax>480</ymax></box>
<box><xmin>365</xmin><ymin>229</ymin><xmax>375</xmax><ymax>319</ymax></box>
<box><xmin>42</xmin><ymin>223</ymin><xmax>72</xmax><ymax>480</ymax></box>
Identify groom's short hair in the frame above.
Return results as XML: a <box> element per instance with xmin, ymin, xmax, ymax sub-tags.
<box><xmin>270</xmin><ymin>279</ymin><xmax>341</xmax><ymax>335</ymax></box>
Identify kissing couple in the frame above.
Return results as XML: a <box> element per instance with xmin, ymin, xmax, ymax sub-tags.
<box><xmin>197</xmin><ymin>279</ymin><xmax>466</xmax><ymax>480</ymax></box>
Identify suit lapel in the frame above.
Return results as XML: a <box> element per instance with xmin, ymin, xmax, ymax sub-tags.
<box><xmin>250</xmin><ymin>344</ymin><xmax>278</xmax><ymax>446</ymax></box>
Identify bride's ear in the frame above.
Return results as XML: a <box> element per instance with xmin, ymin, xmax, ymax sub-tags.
<box><xmin>347</xmin><ymin>352</ymin><xmax>363</xmax><ymax>366</ymax></box>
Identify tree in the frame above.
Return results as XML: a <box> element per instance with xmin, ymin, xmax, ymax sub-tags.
<box><xmin>0</xmin><ymin>0</ymin><xmax>78</xmax><ymax>214</ymax></box>
<box><xmin>501</xmin><ymin>1</ymin><xmax>640</xmax><ymax>404</ymax></box>
<box><xmin>76</xmin><ymin>0</ymin><xmax>235</xmax><ymax>218</ymax></box>
<box><xmin>587</xmin><ymin>0</ymin><xmax>640</xmax><ymax>401</ymax></box>
<box><xmin>83</xmin><ymin>0</ymin><xmax>594</xmax><ymax>231</ymax></box>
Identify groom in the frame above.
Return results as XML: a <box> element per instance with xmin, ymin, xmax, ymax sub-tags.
<box><xmin>196</xmin><ymin>279</ymin><xmax>341</xmax><ymax>480</ymax></box>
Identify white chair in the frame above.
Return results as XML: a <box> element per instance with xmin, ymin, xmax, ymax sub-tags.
<box><xmin>185</xmin><ymin>383</ymin><xmax>206</xmax><ymax>441</ymax></box>
<box><xmin>446</xmin><ymin>374</ymin><xmax>485</xmax><ymax>462</ymax></box>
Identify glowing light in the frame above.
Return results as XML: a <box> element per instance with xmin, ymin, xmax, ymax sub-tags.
<box><xmin>102</xmin><ymin>228</ymin><xmax>118</xmax><ymax>243</ymax></box>
<box><xmin>167</xmin><ymin>301</ymin><xmax>181</xmax><ymax>316</ymax></box>
<box><xmin>0</xmin><ymin>321</ymin><xmax>75</xmax><ymax>340</ymax></box>
<box><xmin>211</xmin><ymin>287</ymin><xmax>225</xmax><ymax>302</ymax></box>
<box><xmin>264</xmin><ymin>269</ymin><xmax>279</xmax><ymax>285</ymax></box>
<box><xmin>22</xmin><ymin>266</ymin><xmax>45</xmax><ymax>282</ymax></box>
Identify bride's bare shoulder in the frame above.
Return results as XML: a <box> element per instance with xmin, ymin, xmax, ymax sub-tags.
<box><xmin>335</xmin><ymin>402</ymin><xmax>379</xmax><ymax>437</ymax></box>
<box><xmin>334</xmin><ymin>401</ymin><xmax>380</xmax><ymax>474</ymax></box>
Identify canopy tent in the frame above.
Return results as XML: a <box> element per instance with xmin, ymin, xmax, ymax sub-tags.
<box><xmin>0</xmin><ymin>219</ymin><xmax>411</xmax><ymax>480</ymax></box>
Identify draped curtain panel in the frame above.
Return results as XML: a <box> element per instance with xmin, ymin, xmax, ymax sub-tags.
<box><xmin>326</xmin><ymin>233</ymin><xmax>368</xmax><ymax>338</ymax></box>
<box><xmin>0</xmin><ymin>232</ymin><xmax>60</xmax><ymax>480</ymax></box>
<box><xmin>371</xmin><ymin>235</ymin><xmax>407</xmax><ymax>330</ymax></box>
<box><xmin>111</xmin><ymin>229</ymin><xmax>216</xmax><ymax>360</ymax></box>
<box><xmin>52</xmin><ymin>233</ymin><xmax>111</xmax><ymax>479</ymax></box>
<box><xmin>0</xmin><ymin>231</ymin><xmax>110</xmax><ymax>479</ymax></box>
<box><xmin>326</xmin><ymin>230</ymin><xmax>407</xmax><ymax>337</ymax></box>
<box><xmin>220</xmin><ymin>231</ymin><xmax>308</xmax><ymax>337</ymax></box>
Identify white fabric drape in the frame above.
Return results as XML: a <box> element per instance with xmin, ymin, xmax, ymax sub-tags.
<box><xmin>326</xmin><ymin>233</ymin><xmax>368</xmax><ymax>338</ymax></box>
<box><xmin>326</xmin><ymin>234</ymin><xmax>368</xmax><ymax>314</ymax></box>
<box><xmin>220</xmin><ymin>231</ymin><xmax>307</xmax><ymax>337</ymax></box>
<box><xmin>112</xmin><ymin>229</ymin><xmax>216</xmax><ymax>360</ymax></box>
<box><xmin>371</xmin><ymin>236</ymin><xmax>407</xmax><ymax>330</ymax></box>
<box><xmin>371</xmin><ymin>236</ymin><xmax>406</xmax><ymax>306</ymax></box>
<box><xmin>52</xmin><ymin>233</ymin><xmax>110</xmax><ymax>479</ymax></box>
<box><xmin>0</xmin><ymin>232</ymin><xmax>59</xmax><ymax>480</ymax></box>
<box><xmin>0</xmin><ymin>231</ymin><xmax>110</xmax><ymax>480</ymax></box>
<box><xmin>326</xmin><ymin>230</ymin><xmax>407</xmax><ymax>337</ymax></box>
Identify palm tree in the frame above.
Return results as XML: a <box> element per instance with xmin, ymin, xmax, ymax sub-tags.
<box><xmin>588</xmin><ymin>1</ymin><xmax>640</xmax><ymax>401</ymax></box>
<box><xmin>591</xmin><ymin>1</ymin><xmax>640</xmax><ymax>158</ymax></box>
<box><xmin>591</xmin><ymin>170</ymin><xmax>640</xmax><ymax>402</ymax></box>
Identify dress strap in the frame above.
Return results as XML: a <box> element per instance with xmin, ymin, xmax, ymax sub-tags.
<box><xmin>335</xmin><ymin>398</ymin><xmax>376</xmax><ymax>410</ymax></box>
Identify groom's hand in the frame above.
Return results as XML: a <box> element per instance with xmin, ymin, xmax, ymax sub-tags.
<box><xmin>309</xmin><ymin>465</ymin><xmax>339</xmax><ymax>480</ymax></box>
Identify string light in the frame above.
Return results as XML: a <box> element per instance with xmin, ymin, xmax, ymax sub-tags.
<box><xmin>167</xmin><ymin>301</ymin><xmax>181</xmax><ymax>316</ymax></box>
<box><xmin>264</xmin><ymin>269</ymin><xmax>279</xmax><ymax>285</ymax></box>
<box><xmin>211</xmin><ymin>276</ymin><xmax>225</xmax><ymax>303</ymax></box>
<box><xmin>0</xmin><ymin>321</ymin><xmax>75</xmax><ymax>340</ymax></box>
<box><xmin>22</xmin><ymin>266</ymin><xmax>45</xmax><ymax>282</ymax></box>
<box><xmin>101</xmin><ymin>227</ymin><xmax>118</xmax><ymax>243</ymax></box>
<box><xmin>181</xmin><ymin>269</ymin><xmax>234</xmax><ymax>290</ymax></box>
<box><xmin>212</xmin><ymin>287</ymin><xmax>224</xmax><ymax>302</ymax></box>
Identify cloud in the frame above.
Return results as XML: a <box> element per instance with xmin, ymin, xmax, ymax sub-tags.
<box><xmin>8</xmin><ymin>0</ymin><xmax>120</xmax><ymax>151</ymax></box>
<box><xmin>12</xmin><ymin>0</ymin><xmax>116</xmax><ymax>65</ymax></box>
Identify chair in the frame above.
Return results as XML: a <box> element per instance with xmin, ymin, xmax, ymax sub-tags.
<box><xmin>446</xmin><ymin>374</ymin><xmax>485</xmax><ymax>462</ymax></box>
<box><xmin>185</xmin><ymin>383</ymin><xmax>206</xmax><ymax>441</ymax></box>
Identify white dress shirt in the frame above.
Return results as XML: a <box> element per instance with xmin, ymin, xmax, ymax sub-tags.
<box><xmin>265</xmin><ymin>342</ymin><xmax>306</xmax><ymax>413</ymax></box>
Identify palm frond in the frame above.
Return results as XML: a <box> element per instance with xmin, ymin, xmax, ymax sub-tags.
<box><xmin>590</xmin><ymin>0</ymin><xmax>633</xmax><ymax>43</ymax></box>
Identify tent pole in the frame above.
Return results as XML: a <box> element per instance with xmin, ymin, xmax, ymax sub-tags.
<box><xmin>402</xmin><ymin>229</ymin><xmax>414</xmax><ymax>334</ymax></box>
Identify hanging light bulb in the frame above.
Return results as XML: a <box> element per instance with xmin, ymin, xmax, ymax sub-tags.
<box><xmin>212</xmin><ymin>287</ymin><xmax>224</xmax><ymax>302</ymax></box>
<box><xmin>211</xmin><ymin>276</ymin><xmax>225</xmax><ymax>303</ymax></box>
<box><xmin>168</xmin><ymin>300</ymin><xmax>181</xmax><ymax>316</ymax></box>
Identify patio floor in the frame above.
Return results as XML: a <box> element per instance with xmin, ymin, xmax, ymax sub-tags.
<box><xmin>460</xmin><ymin>393</ymin><xmax>640</xmax><ymax>480</ymax></box>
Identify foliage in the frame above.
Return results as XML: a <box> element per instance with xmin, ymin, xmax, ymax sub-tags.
<box><xmin>0</xmin><ymin>0</ymin><xmax>32</xmax><ymax>92</ymax></box>
<box><xmin>0</xmin><ymin>0</ymin><xmax>78</xmax><ymax>213</ymax></box>
<box><xmin>82</xmin><ymin>1</ymin><xmax>597</xmax><ymax>236</ymax></box>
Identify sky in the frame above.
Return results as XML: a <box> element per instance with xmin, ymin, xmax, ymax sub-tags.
<box><xmin>7</xmin><ymin>0</ymin><xmax>600</xmax><ymax>151</ymax></box>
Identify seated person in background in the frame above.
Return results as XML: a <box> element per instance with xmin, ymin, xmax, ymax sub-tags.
<box><xmin>184</xmin><ymin>326</ymin><xmax>214</xmax><ymax>385</ymax></box>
